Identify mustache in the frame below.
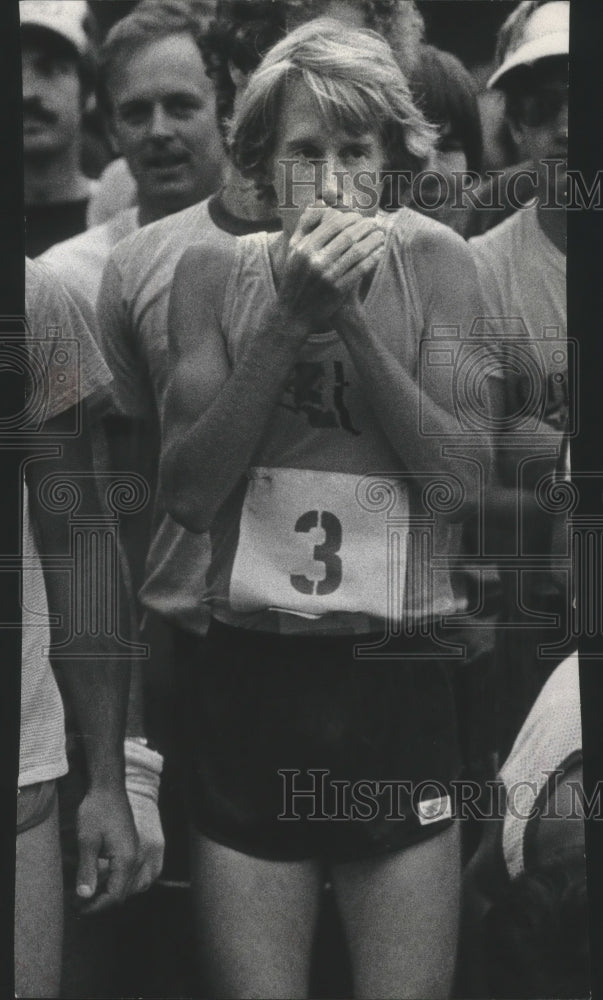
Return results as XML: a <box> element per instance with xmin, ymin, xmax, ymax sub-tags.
<box><xmin>141</xmin><ymin>142</ymin><xmax>190</xmax><ymax>166</ymax></box>
<box><xmin>22</xmin><ymin>99</ymin><xmax>56</xmax><ymax>125</ymax></box>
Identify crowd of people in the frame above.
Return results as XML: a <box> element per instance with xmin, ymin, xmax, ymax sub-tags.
<box><xmin>17</xmin><ymin>1</ymin><xmax>585</xmax><ymax>998</ymax></box>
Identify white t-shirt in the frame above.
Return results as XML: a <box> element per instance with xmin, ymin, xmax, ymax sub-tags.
<box><xmin>40</xmin><ymin>207</ymin><xmax>139</xmax><ymax>309</ymax></box>
<box><xmin>86</xmin><ymin>158</ymin><xmax>137</xmax><ymax>229</ymax></box>
<box><xmin>469</xmin><ymin>207</ymin><xmax>567</xmax><ymax>441</ymax></box>
<box><xmin>499</xmin><ymin>651</ymin><xmax>582</xmax><ymax>879</ymax></box>
<box><xmin>20</xmin><ymin>259</ymin><xmax>111</xmax><ymax>787</ymax></box>
<box><xmin>469</xmin><ymin>205</ymin><xmax>566</xmax><ymax>344</ymax></box>
<box><xmin>20</xmin><ymin>481</ymin><xmax>67</xmax><ymax>785</ymax></box>
<box><xmin>470</xmin><ymin>207</ymin><xmax>570</xmax><ymax>598</ymax></box>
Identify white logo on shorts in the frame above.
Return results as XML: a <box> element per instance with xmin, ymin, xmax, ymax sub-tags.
<box><xmin>417</xmin><ymin>795</ymin><xmax>452</xmax><ymax>826</ymax></box>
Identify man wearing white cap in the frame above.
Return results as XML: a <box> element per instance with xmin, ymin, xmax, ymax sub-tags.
<box><xmin>470</xmin><ymin>3</ymin><xmax>570</xmax><ymax>708</ymax></box>
<box><xmin>472</xmin><ymin>0</ymin><xmax>569</xmax><ymax>261</ymax></box>
<box><xmin>21</xmin><ymin>0</ymin><xmax>98</xmax><ymax>257</ymax></box>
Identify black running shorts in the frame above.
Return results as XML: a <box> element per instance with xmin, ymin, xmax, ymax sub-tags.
<box><xmin>174</xmin><ymin>618</ymin><xmax>461</xmax><ymax>863</ymax></box>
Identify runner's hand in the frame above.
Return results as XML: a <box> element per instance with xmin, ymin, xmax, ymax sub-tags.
<box><xmin>75</xmin><ymin>785</ymin><xmax>138</xmax><ymax>913</ymax></box>
<box><xmin>277</xmin><ymin>202</ymin><xmax>385</xmax><ymax>332</ymax></box>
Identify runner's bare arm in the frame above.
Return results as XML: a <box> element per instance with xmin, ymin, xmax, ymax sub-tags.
<box><xmin>26</xmin><ymin>406</ymin><xmax>138</xmax><ymax>912</ymax></box>
<box><xmin>160</xmin><ymin>243</ymin><xmax>306</xmax><ymax>533</ymax></box>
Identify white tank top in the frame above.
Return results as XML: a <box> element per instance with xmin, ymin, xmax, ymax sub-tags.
<box><xmin>205</xmin><ymin>209</ymin><xmax>468</xmax><ymax>634</ymax></box>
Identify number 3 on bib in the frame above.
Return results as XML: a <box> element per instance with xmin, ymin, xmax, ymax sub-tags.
<box><xmin>291</xmin><ymin>510</ymin><xmax>343</xmax><ymax>596</ymax></box>
<box><xmin>229</xmin><ymin>467</ymin><xmax>409</xmax><ymax>620</ymax></box>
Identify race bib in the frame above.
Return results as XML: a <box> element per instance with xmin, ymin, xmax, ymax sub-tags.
<box><xmin>229</xmin><ymin>467</ymin><xmax>409</xmax><ymax>620</ymax></box>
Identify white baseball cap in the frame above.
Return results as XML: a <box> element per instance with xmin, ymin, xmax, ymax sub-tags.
<box><xmin>488</xmin><ymin>1</ymin><xmax>569</xmax><ymax>89</ymax></box>
<box><xmin>20</xmin><ymin>0</ymin><xmax>89</xmax><ymax>57</ymax></box>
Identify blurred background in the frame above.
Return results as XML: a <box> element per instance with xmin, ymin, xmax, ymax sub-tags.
<box><xmin>82</xmin><ymin>0</ymin><xmax>519</xmax><ymax>180</ymax></box>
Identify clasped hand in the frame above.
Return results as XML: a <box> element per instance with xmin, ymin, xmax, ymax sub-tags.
<box><xmin>74</xmin><ymin>784</ymin><xmax>139</xmax><ymax>914</ymax></box>
<box><xmin>277</xmin><ymin>202</ymin><xmax>385</xmax><ymax>332</ymax></box>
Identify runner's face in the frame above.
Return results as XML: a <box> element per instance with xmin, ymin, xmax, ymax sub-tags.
<box><xmin>22</xmin><ymin>38</ymin><xmax>82</xmax><ymax>157</ymax></box>
<box><xmin>269</xmin><ymin>78</ymin><xmax>387</xmax><ymax>239</ymax></box>
<box><xmin>109</xmin><ymin>33</ymin><xmax>223</xmax><ymax>215</ymax></box>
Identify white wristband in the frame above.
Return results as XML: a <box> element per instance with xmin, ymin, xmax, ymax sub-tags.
<box><xmin>124</xmin><ymin>738</ymin><xmax>164</xmax><ymax>803</ymax></box>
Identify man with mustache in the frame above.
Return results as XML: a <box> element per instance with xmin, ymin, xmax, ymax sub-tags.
<box><xmin>21</xmin><ymin>1</ymin><xmax>98</xmax><ymax>257</ymax></box>
<box><xmin>41</xmin><ymin>0</ymin><xmax>224</xmax><ymax>307</ymax></box>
